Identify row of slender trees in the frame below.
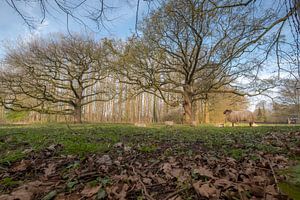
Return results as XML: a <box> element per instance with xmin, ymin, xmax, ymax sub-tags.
<box><xmin>0</xmin><ymin>0</ymin><xmax>299</xmax><ymax>123</ymax></box>
<box><xmin>0</xmin><ymin>92</ymin><xmax>247</xmax><ymax>124</ymax></box>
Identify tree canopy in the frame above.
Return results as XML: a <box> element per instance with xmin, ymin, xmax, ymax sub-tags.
<box><xmin>0</xmin><ymin>34</ymin><xmax>114</xmax><ymax>123</ymax></box>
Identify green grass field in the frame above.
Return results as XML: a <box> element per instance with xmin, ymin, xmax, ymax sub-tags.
<box><xmin>1</xmin><ymin>124</ymin><xmax>300</xmax><ymax>199</ymax></box>
<box><xmin>0</xmin><ymin>123</ymin><xmax>299</xmax><ymax>164</ymax></box>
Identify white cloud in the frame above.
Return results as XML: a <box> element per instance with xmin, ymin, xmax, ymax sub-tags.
<box><xmin>23</xmin><ymin>20</ymin><xmax>50</xmax><ymax>43</ymax></box>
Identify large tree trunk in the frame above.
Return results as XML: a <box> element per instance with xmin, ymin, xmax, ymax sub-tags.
<box><xmin>183</xmin><ymin>87</ymin><xmax>193</xmax><ymax>124</ymax></box>
<box><xmin>73</xmin><ymin>93</ymin><xmax>83</xmax><ymax>123</ymax></box>
<box><xmin>74</xmin><ymin>105</ymin><xmax>82</xmax><ymax>123</ymax></box>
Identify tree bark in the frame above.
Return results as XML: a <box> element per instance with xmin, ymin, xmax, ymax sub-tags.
<box><xmin>74</xmin><ymin>105</ymin><xmax>82</xmax><ymax>123</ymax></box>
<box><xmin>73</xmin><ymin>91</ymin><xmax>83</xmax><ymax>123</ymax></box>
<box><xmin>183</xmin><ymin>86</ymin><xmax>193</xmax><ymax>124</ymax></box>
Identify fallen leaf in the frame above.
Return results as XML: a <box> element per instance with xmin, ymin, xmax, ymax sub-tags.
<box><xmin>265</xmin><ymin>185</ymin><xmax>278</xmax><ymax>195</ymax></box>
<box><xmin>96</xmin><ymin>155</ymin><xmax>112</xmax><ymax>166</ymax></box>
<box><xmin>44</xmin><ymin>163</ymin><xmax>56</xmax><ymax>177</ymax></box>
<box><xmin>251</xmin><ymin>185</ymin><xmax>264</xmax><ymax>197</ymax></box>
<box><xmin>0</xmin><ymin>181</ymin><xmax>44</xmax><ymax>200</ymax></box>
<box><xmin>193</xmin><ymin>182</ymin><xmax>218</xmax><ymax>199</ymax></box>
<box><xmin>113</xmin><ymin>142</ymin><xmax>123</xmax><ymax>148</ymax></box>
<box><xmin>10</xmin><ymin>189</ymin><xmax>33</xmax><ymax>200</ymax></box>
<box><xmin>81</xmin><ymin>185</ymin><xmax>101</xmax><ymax>197</ymax></box>
<box><xmin>252</xmin><ymin>175</ymin><xmax>267</xmax><ymax>185</ymax></box>
<box><xmin>124</xmin><ymin>146</ymin><xmax>131</xmax><ymax>152</ymax></box>
<box><xmin>193</xmin><ymin>167</ymin><xmax>214</xmax><ymax>179</ymax></box>
<box><xmin>142</xmin><ymin>177</ymin><xmax>152</xmax><ymax>184</ymax></box>
<box><xmin>226</xmin><ymin>157</ymin><xmax>237</xmax><ymax>166</ymax></box>
<box><xmin>107</xmin><ymin>184</ymin><xmax>129</xmax><ymax>200</ymax></box>
<box><xmin>46</xmin><ymin>144</ymin><xmax>63</xmax><ymax>151</ymax></box>
<box><xmin>12</xmin><ymin>160</ymin><xmax>31</xmax><ymax>172</ymax></box>
<box><xmin>154</xmin><ymin>176</ymin><xmax>166</xmax><ymax>184</ymax></box>
<box><xmin>274</xmin><ymin>155</ymin><xmax>288</xmax><ymax>163</ymax></box>
<box><xmin>162</xmin><ymin>163</ymin><xmax>172</xmax><ymax>174</ymax></box>
<box><xmin>214</xmin><ymin>178</ymin><xmax>232</xmax><ymax>189</ymax></box>
<box><xmin>114</xmin><ymin>160</ymin><xmax>121</xmax><ymax>166</ymax></box>
<box><xmin>245</xmin><ymin>167</ymin><xmax>255</xmax><ymax>175</ymax></box>
<box><xmin>169</xmin><ymin>196</ymin><xmax>183</xmax><ymax>200</ymax></box>
<box><xmin>0</xmin><ymin>195</ymin><xmax>13</xmax><ymax>200</ymax></box>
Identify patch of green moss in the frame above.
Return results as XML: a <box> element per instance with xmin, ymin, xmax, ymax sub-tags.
<box><xmin>138</xmin><ymin>145</ymin><xmax>157</xmax><ymax>153</ymax></box>
<box><xmin>0</xmin><ymin>177</ymin><xmax>20</xmax><ymax>188</ymax></box>
<box><xmin>228</xmin><ymin>149</ymin><xmax>245</xmax><ymax>160</ymax></box>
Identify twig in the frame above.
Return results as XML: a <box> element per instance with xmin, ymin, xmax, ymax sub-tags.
<box><xmin>145</xmin><ymin>183</ymin><xmax>166</xmax><ymax>188</ymax></box>
<box><xmin>163</xmin><ymin>188</ymin><xmax>186</xmax><ymax>200</ymax></box>
<box><xmin>0</xmin><ymin>166</ymin><xmax>8</xmax><ymax>171</ymax></box>
<box><xmin>144</xmin><ymin>159</ymin><xmax>161</xmax><ymax>174</ymax></box>
<box><xmin>237</xmin><ymin>186</ymin><xmax>245</xmax><ymax>200</ymax></box>
<box><xmin>78</xmin><ymin>171</ymin><xmax>99</xmax><ymax>179</ymax></box>
<box><xmin>140</xmin><ymin>178</ymin><xmax>155</xmax><ymax>200</ymax></box>
<box><xmin>268</xmin><ymin>158</ymin><xmax>280</xmax><ymax>193</ymax></box>
<box><xmin>130</xmin><ymin>165</ymin><xmax>155</xmax><ymax>200</ymax></box>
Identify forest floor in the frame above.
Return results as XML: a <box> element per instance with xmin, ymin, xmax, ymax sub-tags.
<box><xmin>0</xmin><ymin>124</ymin><xmax>300</xmax><ymax>199</ymax></box>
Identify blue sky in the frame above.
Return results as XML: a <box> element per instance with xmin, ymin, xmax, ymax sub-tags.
<box><xmin>0</xmin><ymin>1</ymin><xmax>152</xmax><ymax>58</ymax></box>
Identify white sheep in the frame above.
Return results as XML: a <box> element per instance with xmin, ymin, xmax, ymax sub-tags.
<box><xmin>223</xmin><ymin>109</ymin><xmax>255</xmax><ymax>127</ymax></box>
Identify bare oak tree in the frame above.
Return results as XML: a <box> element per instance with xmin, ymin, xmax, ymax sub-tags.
<box><xmin>116</xmin><ymin>0</ymin><xmax>293</xmax><ymax>123</ymax></box>
<box><xmin>0</xmin><ymin>34</ymin><xmax>114</xmax><ymax>123</ymax></box>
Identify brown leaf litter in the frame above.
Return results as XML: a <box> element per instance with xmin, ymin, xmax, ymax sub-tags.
<box><xmin>1</xmin><ymin>133</ymin><xmax>299</xmax><ymax>199</ymax></box>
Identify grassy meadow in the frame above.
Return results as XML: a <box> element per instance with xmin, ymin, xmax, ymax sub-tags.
<box><xmin>0</xmin><ymin>123</ymin><xmax>299</xmax><ymax>164</ymax></box>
